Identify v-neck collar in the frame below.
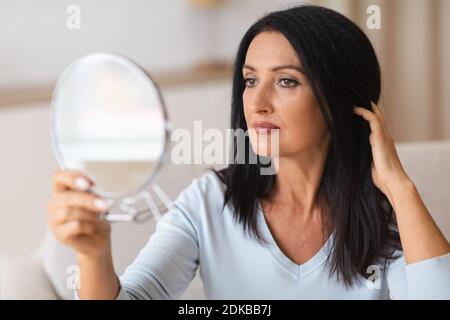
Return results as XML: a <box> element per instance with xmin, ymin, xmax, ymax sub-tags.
<box><xmin>256</xmin><ymin>200</ymin><xmax>335</xmax><ymax>280</ymax></box>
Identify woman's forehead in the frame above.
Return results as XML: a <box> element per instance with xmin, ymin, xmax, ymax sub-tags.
<box><xmin>245</xmin><ymin>31</ymin><xmax>301</xmax><ymax>68</ymax></box>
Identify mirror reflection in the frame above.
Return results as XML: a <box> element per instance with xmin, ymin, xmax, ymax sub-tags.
<box><xmin>51</xmin><ymin>53</ymin><xmax>168</xmax><ymax>198</ymax></box>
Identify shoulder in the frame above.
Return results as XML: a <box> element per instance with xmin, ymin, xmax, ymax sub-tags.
<box><xmin>175</xmin><ymin>170</ymin><xmax>225</xmax><ymax>205</ymax></box>
<box><xmin>171</xmin><ymin>169</ymin><xmax>227</xmax><ymax>224</ymax></box>
<box><xmin>189</xmin><ymin>169</ymin><xmax>226</xmax><ymax>195</ymax></box>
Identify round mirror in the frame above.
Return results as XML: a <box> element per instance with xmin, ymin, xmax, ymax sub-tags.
<box><xmin>51</xmin><ymin>53</ymin><xmax>171</xmax><ymax>204</ymax></box>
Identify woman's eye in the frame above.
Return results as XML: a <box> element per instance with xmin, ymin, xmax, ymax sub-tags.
<box><xmin>244</xmin><ymin>78</ymin><xmax>299</xmax><ymax>88</ymax></box>
<box><xmin>279</xmin><ymin>78</ymin><xmax>299</xmax><ymax>87</ymax></box>
<box><xmin>244</xmin><ymin>78</ymin><xmax>257</xmax><ymax>87</ymax></box>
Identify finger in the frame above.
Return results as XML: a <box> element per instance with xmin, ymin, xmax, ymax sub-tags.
<box><xmin>370</xmin><ymin>101</ymin><xmax>386</xmax><ymax>124</ymax></box>
<box><xmin>51</xmin><ymin>191</ymin><xmax>113</xmax><ymax>213</ymax></box>
<box><xmin>50</xmin><ymin>207</ymin><xmax>104</xmax><ymax>226</ymax></box>
<box><xmin>353</xmin><ymin>106</ymin><xmax>383</xmax><ymax>133</ymax></box>
<box><xmin>371</xmin><ymin>102</ymin><xmax>395</xmax><ymax>142</ymax></box>
<box><xmin>63</xmin><ymin>220</ymin><xmax>110</xmax><ymax>245</ymax></box>
<box><xmin>52</xmin><ymin>170</ymin><xmax>95</xmax><ymax>194</ymax></box>
<box><xmin>56</xmin><ymin>220</ymin><xmax>97</xmax><ymax>241</ymax></box>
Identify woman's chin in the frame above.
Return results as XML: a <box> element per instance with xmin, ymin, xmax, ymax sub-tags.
<box><xmin>251</xmin><ymin>145</ymin><xmax>275</xmax><ymax>158</ymax></box>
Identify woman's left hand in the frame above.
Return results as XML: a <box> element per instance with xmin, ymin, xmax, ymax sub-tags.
<box><xmin>353</xmin><ymin>102</ymin><xmax>411</xmax><ymax>199</ymax></box>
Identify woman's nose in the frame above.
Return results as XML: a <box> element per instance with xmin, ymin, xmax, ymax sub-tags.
<box><xmin>251</xmin><ymin>86</ymin><xmax>274</xmax><ymax>114</ymax></box>
<box><xmin>254</xmin><ymin>105</ymin><xmax>272</xmax><ymax>115</ymax></box>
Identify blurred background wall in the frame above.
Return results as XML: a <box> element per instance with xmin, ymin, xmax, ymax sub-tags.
<box><xmin>339</xmin><ymin>0</ymin><xmax>450</xmax><ymax>141</ymax></box>
<box><xmin>0</xmin><ymin>0</ymin><xmax>448</xmax><ymax>258</ymax></box>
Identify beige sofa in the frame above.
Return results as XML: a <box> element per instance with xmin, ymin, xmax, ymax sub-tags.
<box><xmin>1</xmin><ymin>139</ymin><xmax>450</xmax><ymax>299</ymax></box>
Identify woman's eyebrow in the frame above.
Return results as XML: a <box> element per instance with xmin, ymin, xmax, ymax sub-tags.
<box><xmin>243</xmin><ymin>64</ymin><xmax>304</xmax><ymax>74</ymax></box>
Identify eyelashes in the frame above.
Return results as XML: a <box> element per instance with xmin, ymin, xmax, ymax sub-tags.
<box><xmin>279</xmin><ymin>78</ymin><xmax>300</xmax><ymax>87</ymax></box>
<box><xmin>244</xmin><ymin>78</ymin><xmax>257</xmax><ymax>87</ymax></box>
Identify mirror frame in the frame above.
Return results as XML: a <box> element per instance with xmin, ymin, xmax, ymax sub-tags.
<box><xmin>50</xmin><ymin>52</ymin><xmax>173</xmax><ymax>200</ymax></box>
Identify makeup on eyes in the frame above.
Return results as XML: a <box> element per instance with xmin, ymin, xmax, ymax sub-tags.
<box><xmin>243</xmin><ymin>76</ymin><xmax>300</xmax><ymax>88</ymax></box>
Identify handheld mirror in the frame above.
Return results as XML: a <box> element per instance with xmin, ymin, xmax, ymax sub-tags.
<box><xmin>50</xmin><ymin>53</ymin><xmax>172</xmax><ymax>222</ymax></box>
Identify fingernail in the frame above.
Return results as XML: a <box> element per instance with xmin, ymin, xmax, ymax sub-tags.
<box><xmin>94</xmin><ymin>198</ymin><xmax>114</xmax><ymax>210</ymax></box>
<box><xmin>74</xmin><ymin>177</ymin><xmax>90</xmax><ymax>191</ymax></box>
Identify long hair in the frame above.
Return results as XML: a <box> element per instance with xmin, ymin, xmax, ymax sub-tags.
<box><xmin>213</xmin><ymin>4</ymin><xmax>401</xmax><ymax>286</ymax></box>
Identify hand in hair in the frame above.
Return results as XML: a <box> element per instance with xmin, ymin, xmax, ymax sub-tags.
<box><xmin>353</xmin><ymin>102</ymin><xmax>409</xmax><ymax>199</ymax></box>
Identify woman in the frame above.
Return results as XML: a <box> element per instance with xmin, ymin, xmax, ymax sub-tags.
<box><xmin>48</xmin><ymin>5</ymin><xmax>450</xmax><ymax>299</ymax></box>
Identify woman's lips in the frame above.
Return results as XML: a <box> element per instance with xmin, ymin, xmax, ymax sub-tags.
<box><xmin>252</xmin><ymin>121</ymin><xmax>280</xmax><ymax>134</ymax></box>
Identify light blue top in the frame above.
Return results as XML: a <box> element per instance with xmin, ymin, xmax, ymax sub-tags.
<box><xmin>115</xmin><ymin>171</ymin><xmax>450</xmax><ymax>299</ymax></box>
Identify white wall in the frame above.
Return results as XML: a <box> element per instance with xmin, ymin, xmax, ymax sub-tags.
<box><xmin>0</xmin><ymin>104</ymin><xmax>56</xmax><ymax>254</ymax></box>
<box><xmin>0</xmin><ymin>0</ymin><xmax>198</xmax><ymax>87</ymax></box>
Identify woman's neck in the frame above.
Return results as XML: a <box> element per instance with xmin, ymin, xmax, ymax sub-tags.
<box><xmin>269</xmin><ymin>137</ymin><xmax>330</xmax><ymax>216</ymax></box>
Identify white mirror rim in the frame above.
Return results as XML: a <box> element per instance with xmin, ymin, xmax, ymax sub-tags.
<box><xmin>50</xmin><ymin>52</ymin><xmax>172</xmax><ymax>200</ymax></box>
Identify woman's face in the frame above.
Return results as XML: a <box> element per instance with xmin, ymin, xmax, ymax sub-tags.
<box><xmin>243</xmin><ymin>31</ymin><xmax>330</xmax><ymax>158</ymax></box>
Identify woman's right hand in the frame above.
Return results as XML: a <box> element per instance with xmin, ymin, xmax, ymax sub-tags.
<box><xmin>48</xmin><ymin>170</ymin><xmax>113</xmax><ymax>259</ymax></box>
